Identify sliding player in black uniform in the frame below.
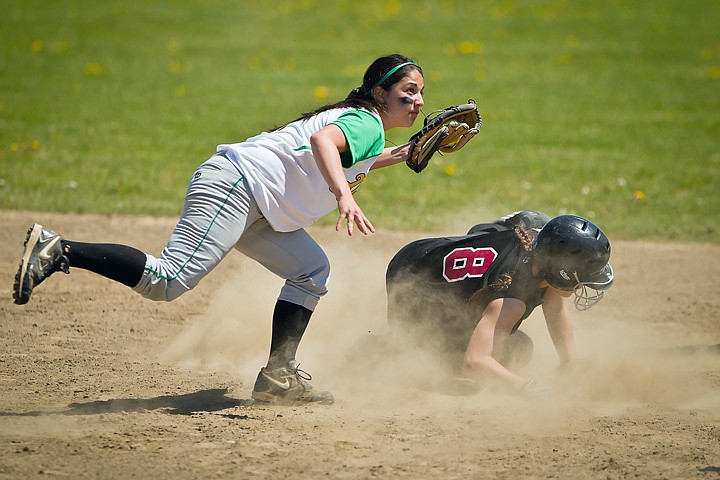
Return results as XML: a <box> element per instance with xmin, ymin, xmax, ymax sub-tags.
<box><xmin>385</xmin><ymin>211</ymin><xmax>614</xmax><ymax>396</ymax></box>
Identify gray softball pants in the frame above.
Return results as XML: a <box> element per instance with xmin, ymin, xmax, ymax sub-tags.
<box><xmin>132</xmin><ymin>154</ymin><xmax>330</xmax><ymax>311</ymax></box>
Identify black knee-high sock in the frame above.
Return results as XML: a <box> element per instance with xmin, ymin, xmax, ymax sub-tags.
<box><xmin>267</xmin><ymin>300</ymin><xmax>313</xmax><ymax>369</ymax></box>
<box><xmin>62</xmin><ymin>240</ymin><xmax>146</xmax><ymax>288</ymax></box>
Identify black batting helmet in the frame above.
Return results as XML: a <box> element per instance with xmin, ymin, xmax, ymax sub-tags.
<box><xmin>533</xmin><ymin>215</ymin><xmax>614</xmax><ymax>309</ymax></box>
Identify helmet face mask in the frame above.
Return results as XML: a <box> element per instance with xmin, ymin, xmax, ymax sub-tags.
<box><xmin>571</xmin><ymin>264</ymin><xmax>614</xmax><ymax>310</ymax></box>
<box><xmin>534</xmin><ymin>215</ymin><xmax>614</xmax><ymax>310</ymax></box>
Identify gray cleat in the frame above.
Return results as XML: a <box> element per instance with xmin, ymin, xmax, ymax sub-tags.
<box><xmin>251</xmin><ymin>361</ymin><xmax>334</xmax><ymax>405</ymax></box>
<box><xmin>13</xmin><ymin>224</ymin><xmax>70</xmax><ymax>305</ymax></box>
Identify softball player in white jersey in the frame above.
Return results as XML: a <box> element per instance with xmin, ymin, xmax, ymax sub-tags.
<box><xmin>13</xmin><ymin>54</ymin><xmax>426</xmax><ymax>405</ymax></box>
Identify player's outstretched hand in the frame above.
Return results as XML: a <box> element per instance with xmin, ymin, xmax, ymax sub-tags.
<box><xmin>336</xmin><ymin>194</ymin><xmax>375</xmax><ymax>236</ymax></box>
<box><xmin>522</xmin><ymin>379</ymin><xmax>554</xmax><ymax>398</ymax></box>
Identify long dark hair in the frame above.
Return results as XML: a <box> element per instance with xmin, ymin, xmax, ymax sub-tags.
<box><xmin>269</xmin><ymin>54</ymin><xmax>423</xmax><ymax>131</ymax></box>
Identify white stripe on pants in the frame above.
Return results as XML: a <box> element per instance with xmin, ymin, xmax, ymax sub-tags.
<box><xmin>133</xmin><ymin>154</ymin><xmax>330</xmax><ymax>310</ymax></box>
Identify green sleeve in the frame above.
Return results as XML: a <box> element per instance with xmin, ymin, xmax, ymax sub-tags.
<box><xmin>332</xmin><ymin>110</ymin><xmax>385</xmax><ymax>168</ymax></box>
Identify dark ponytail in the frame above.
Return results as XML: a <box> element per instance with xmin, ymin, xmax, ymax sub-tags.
<box><xmin>467</xmin><ymin>226</ymin><xmax>535</xmax><ymax>307</ymax></box>
<box><xmin>269</xmin><ymin>54</ymin><xmax>423</xmax><ymax>131</ymax></box>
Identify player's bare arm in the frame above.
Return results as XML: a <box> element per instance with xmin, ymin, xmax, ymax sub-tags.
<box><xmin>542</xmin><ymin>288</ymin><xmax>576</xmax><ymax>365</ymax></box>
<box><xmin>310</xmin><ymin>124</ymin><xmax>375</xmax><ymax>236</ymax></box>
<box><xmin>370</xmin><ymin>144</ymin><xmax>412</xmax><ymax>170</ymax></box>
<box><xmin>461</xmin><ymin>297</ymin><xmax>529</xmax><ymax>391</ymax></box>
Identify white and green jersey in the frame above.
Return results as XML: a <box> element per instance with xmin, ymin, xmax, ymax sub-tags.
<box><xmin>217</xmin><ymin>108</ymin><xmax>385</xmax><ymax>232</ymax></box>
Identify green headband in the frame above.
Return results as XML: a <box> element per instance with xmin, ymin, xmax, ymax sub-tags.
<box><xmin>369</xmin><ymin>61</ymin><xmax>417</xmax><ymax>92</ymax></box>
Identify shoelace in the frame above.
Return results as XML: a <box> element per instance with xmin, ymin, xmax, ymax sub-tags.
<box><xmin>290</xmin><ymin>364</ymin><xmax>313</xmax><ymax>390</ymax></box>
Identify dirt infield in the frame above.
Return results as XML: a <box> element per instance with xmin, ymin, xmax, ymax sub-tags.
<box><xmin>1</xmin><ymin>210</ymin><xmax>718</xmax><ymax>479</ymax></box>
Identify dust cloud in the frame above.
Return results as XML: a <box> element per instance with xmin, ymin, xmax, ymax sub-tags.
<box><xmin>161</xmin><ymin>227</ymin><xmax>719</xmax><ymax>424</ymax></box>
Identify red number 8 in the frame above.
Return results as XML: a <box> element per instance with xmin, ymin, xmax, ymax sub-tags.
<box><xmin>442</xmin><ymin>247</ymin><xmax>498</xmax><ymax>282</ymax></box>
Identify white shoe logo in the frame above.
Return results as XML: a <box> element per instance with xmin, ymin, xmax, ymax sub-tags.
<box><xmin>37</xmin><ymin>237</ymin><xmax>61</xmax><ymax>270</ymax></box>
<box><xmin>262</xmin><ymin>372</ymin><xmax>291</xmax><ymax>390</ymax></box>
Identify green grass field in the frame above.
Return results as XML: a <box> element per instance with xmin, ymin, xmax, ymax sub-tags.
<box><xmin>1</xmin><ymin>0</ymin><xmax>718</xmax><ymax>242</ymax></box>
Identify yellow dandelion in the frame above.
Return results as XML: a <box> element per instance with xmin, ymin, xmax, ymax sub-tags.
<box><xmin>10</xmin><ymin>143</ymin><xmax>18</xmax><ymax>152</ymax></box>
<box><xmin>313</xmin><ymin>86</ymin><xmax>329</xmax><ymax>101</ymax></box>
<box><xmin>552</xmin><ymin>53</ymin><xmax>573</xmax><ymax>64</ymax></box>
<box><xmin>31</xmin><ymin>140</ymin><xmax>41</xmax><ymax>151</ymax></box>
<box><xmin>384</xmin><ymin>0</ymin><xmax>401</xmax><ymax>16</ymax></box>
<box><xmin>633</xmin><ymin>191</ymin><xmax>645</xmax><ymax>200</ymax></box>
<box><xmin>31</xmin><ymin>39</ymin><xmax>43</xmax><ymax>53</ymax></box>
<box><xmin>443</xmin><ymin>164</ymin><xmax>457</xmax><ymax>176</ymax></box>
<box><xmin>248</xmin><ymin>57</ymin><xmax>261</xmax><ymax>70</ymax></box>
<box><xmin>83</xmin><ymin>63</ymin><xmax>104</xmax><ymax>76</ymax></box>
<box><xmin>705</xmin><ymin>66</ymin><xmax>720</xmax><ymax>79</ymax></box>
<box><xmin>168</xmin><ymin>60</ymin><xmax>182</xmax><ymax>74</ymax></box>
<box><xmin>53</xmin><ymin>41</ymin><xmax>69</xmax><ymax>54</ymax></box>
<box><xmin>458</xmin><ymin>41</ymin><xmax>483</xmax><ymax>55</ymax></box>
